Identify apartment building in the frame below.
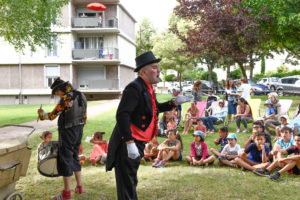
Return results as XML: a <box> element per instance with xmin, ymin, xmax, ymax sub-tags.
<box><xmin>0</xmin><ymin>0</ymin><xmax>136</xmax><ymax>104</ymax></box>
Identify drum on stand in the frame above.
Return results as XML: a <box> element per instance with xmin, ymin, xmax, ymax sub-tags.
<box><xmin>37</xmin><ymin>141</ymin><xmax>59</xmax><ymax>177</ymax></box>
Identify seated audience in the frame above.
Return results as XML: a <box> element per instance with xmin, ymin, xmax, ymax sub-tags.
<box><xmin>182</xmin><ymin>102</ymin><xmax>199</xmax><ymax>135</ymax></box>
<box><xmin>235</xmin><ymin>132</ymin><xmax>270</xmax><ymax>171</ymax></box>
<box><xmin>143</xmin><ymin>136</ymin><xmax>160</xmax><ymax>162</ymax></box>
<box><xmin>219</xmin><ymin>133</ymin><xmax>242</xmax><ymax>168</ymax></box>
<box><xmin>234</xmin><ymin>98</ymin><xmax>252</xmax><ymax>133</ymax></box>
<box><xmin>194</xmin><ymin>118</ymin><xmax>207</xmax><ymax>137</ymax></box>
<box><xmin>210</xmin><ymin>126</ymin><xmax>228</xmax><ymax>157</ymax></box>
<box><xmin>186</xmin><ymin>131</ymin><xmax>215</xmax><ymax>166</ymax></box>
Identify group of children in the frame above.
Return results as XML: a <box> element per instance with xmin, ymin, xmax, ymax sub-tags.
<box><xmin>143</xmin><ymin>118</ymin><xmax>300</xmax><ymax>181</ymax></box>
<box><xmin>39</xmin><ymin>131</ymin><xmax>108</xmax><ymax>166</ymax></box>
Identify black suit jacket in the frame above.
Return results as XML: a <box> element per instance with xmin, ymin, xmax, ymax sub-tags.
<box><xmin>106</xmin><ymin>77</ymin><xmax>175</xmax><ymax>171</ymax></box>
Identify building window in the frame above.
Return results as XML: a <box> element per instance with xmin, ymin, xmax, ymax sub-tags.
<box><xmin>78</xmin><ymin>37</ymin><xmax>103</xmax><ymax>49</ymax></box>
<box><xmin>47</xmin><ymin>35</ymin><xmax>58</xmax><ymax>56</ymax></box>
<box><xmin>46</xmin><ymin>65</ymin><xmax>59</xmax><ymax>87</ymax></box>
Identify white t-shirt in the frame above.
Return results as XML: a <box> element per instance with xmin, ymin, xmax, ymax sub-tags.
<box><xmin>240</xmin><ymin>84</ymin><xmax>252</xmax><ymax>99</ymax></box>
<box><xmin>221</xmin><ymin>144</ymin><xmax>242</xmax><ymax>156</ymax></box>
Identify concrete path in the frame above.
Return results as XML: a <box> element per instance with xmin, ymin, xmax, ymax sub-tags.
<box><xmin>0</xmin><ymin>100</ymin><xmax>120</xmax><ymax>142</ymax></box>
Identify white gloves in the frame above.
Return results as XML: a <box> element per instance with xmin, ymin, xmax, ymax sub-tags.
<box><xmin>174</xmin><ymin>93</ymin><xmax>194</xmax><ymax>105</ymax></box>
<box><xmin>127</xmin><ymin>143</ymin><xmax>140</xmax><ymax>159</ymax></box>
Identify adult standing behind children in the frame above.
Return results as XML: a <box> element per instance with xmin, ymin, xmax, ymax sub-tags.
<box><xmin>192</xmin><ymin>80</ymin><xmax>203</xmax><ymax>102</ymax></box>
<box><xmin>240</xmin><ymin>78</ymin><xmax>253</xmax><ymax>99</ymax></box>
<box><xmin>225</xmin><ymin>79</ymin><xmax>239</xmax><ymax>123</ymax></box>
<box><xmin>37</xmin><ymin>78</ymin><xmax>87</xmax><ymax>200</ymax></box>
<box><xmin>106</xmin><ymin>51</ymin><xmax>184</xmax><ymax>200</ymax></box>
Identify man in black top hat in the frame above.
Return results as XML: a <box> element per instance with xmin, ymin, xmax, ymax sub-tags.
<box><xmin>38</xmin><ymin>78</ymin><xmax>87</xmax><ymax>200</ymax></box>
<box><xmin>106</xmin><ymin>51</ymin><xmax>186</xmax><ymax>200</ymax></box>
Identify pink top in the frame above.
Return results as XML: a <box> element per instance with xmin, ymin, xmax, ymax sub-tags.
<box><xmin>89</xmin><ymin>143</ymin><xmax>108</xmax><ymax>162</ymax></box>
<box><xmin>190</xmin><ymin>141</ymin><xmax>209</xmax><ymax>159</ymax></box>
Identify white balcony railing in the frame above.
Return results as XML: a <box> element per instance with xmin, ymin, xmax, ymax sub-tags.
<box><xmin>72</xmin><ymin>48</ymin><xmax>119</xmax><ymax>60</ymax></box>
<box><xmin>78</xmin><ymin>79</ymin><xmax>119</xmax><ymax>90</ymax></box>
<box><xmin>73</xmin><ymin>17</ymin><xmax>118</xmax><ymax>28</ymax></box>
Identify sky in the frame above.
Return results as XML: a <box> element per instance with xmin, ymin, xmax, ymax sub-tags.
<box><xmin>122</xmin><ymin>0</ymin><xmax>177</xmax><ymax>33</ymax></box>
<box><xmin>121</xmin><ymin>0</ymin><xmax>299</xmax><ymax>80</ymax></box>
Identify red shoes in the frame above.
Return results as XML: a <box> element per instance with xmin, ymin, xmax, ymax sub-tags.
<box><xmin>52</xmin><ymin>190</ymin><xmax>71</xmax><ymax>200</ymax></box>
<box><xmin>75</xmin><ymin>185</ymin><xmax>84</xmax><ymax>194</ymax></box>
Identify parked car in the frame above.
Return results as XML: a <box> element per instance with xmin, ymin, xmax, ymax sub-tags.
<box><xmin>168</xmin><ymin>82</ymin><xmax>180</xmax><ymax>93</ymax></box>
<box><xmin>182</xmin><ymin>80</ymin><xmax>224</xmax><ymax>95</ymax></box>
<box><xmin>248</xmin><ymin>79</ymin><xmax>270</xmax><ymax>95</ymax></box>
<box><xmin>276</xmin><ymin>75</ymin><xmax>300</xmax><ymax>96</ymax></box>
<box><xmin>257</xmin><ymin>77</ymin><xmax>279</xmax><ymax>91</ymax></box>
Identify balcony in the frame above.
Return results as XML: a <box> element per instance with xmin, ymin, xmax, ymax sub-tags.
<box><xmin>73</xmin><ymin>17</ymin><xmax>118</xmax><ymax>28</ymax></box>
<box><xmin>78</xmin><ymin>79</ymin><xmax>119</xmax><ymax>91</ymax></box>
<box><xmin>72</xmin><ymin>48</ymin><xmax>119</xmax><ymax>61</ymax></box>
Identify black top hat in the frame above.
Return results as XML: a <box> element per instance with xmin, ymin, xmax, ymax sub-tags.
<box><xmin>51</xmin><ymin>77</ymin><xmax>69</xmax><ymax>95</ymax></box>
<box><xmin>134</xmin><ymin>51</ymin><xmax>161</xmax><ymax>72</ymax></box>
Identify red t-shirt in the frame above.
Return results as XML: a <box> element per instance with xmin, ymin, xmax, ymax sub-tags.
<box><xmin>195</xmin><ymin>125</ymin><xmax>206</xmax><ymax>133</ymax></box>
<box><xmin>130</xmin><ymin>79</ymin><xmax>158</xmax><ymax>142</ymax></box>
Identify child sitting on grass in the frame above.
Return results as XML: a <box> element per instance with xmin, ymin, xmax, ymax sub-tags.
<box><xmin>270</xmin><ymin>127</ymin><xmax>294</xmax><ymax>166</ymax></box>
<box><xmin>167</xmin><ymin>115</ymin><xmax>177</xmax><ymax>130</ymax></box>
<box><xmin>219</xmin><ymin>133</ymin><xmax>241</xmax><ymax>167</ymax></box>
<box><xmin>244</xmin><ymin>121</ymin><xmax>272</xmax><ymax>150</ymax></box>
<box><xmin>143</xmin><ymin>135</ymin><xmax>160</xmax><ymax>162</ymax></box>
<box><xmin>235</xmin><ymin>132</ymin><xmax>270</xmax><ymax>171</ymax></box>
<box><xmin>38</xmin><ymin>131</ymin><xmax>53</xmax><ymax>148</ymax></box>
<box><xmin>194</xmin><ymin>118</ymin><xmax>207</xmax><ymax>137</ymax></box>
<box><xmin>253</xmin><ymin>133</ymin><xmax>300</xmax><ymax>181</ymax></box>
<box><xmin>89</xmin><ymin>132</ymin><xmax>108</xmax><ymax>166</ymax></box>
<box><xmin>210</xmin><ymin>126</ymin><xmax>228</xmax><ymax>157</ymax></box>
<box><xmin>275</xmin><ymin>115</ymin><xmax>290</xmax><ymax>140</ymax></box>
<box><xmin>186</xmin><ymin>131</ymin><xmax>215</xmax><ymax>166</ymax></box>
<box><xmin>152</xmin><ymin>129</ymin><xmax>182</xmax><ymax>168</ymax></box>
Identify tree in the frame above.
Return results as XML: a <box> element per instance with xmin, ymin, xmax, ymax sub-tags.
<box><xmin>136</xmin><ymin>18</ymin><xmax>157</xmax><ymax>56</ymax></box>
<box><xmin>261</xmin><ymin>56</ymin><xmax>266</xmax><ymax>74</ymax></box>
<box><xmin>230</xmin><ymin>68</ymin><xmax>243</xmax><ymax>79</ymax></box>
<box><xmin>153</xmin><ymin>14</ymin><xmax>197</xmax><ymax>90</ymax></box>
<box><xmin>153</xmin><ymin>30</ymin><xmax>197</xmax><ymax>90</ymax></box>
<box><xmin>244</xmin><ymin>0</ymin><xmax>300</xmax><ymax>63</ymax></box>
<box><xmin>174</xmin><ymin>0</ymin><xmax>270</xmax><ymax>81</ymax></box>
<box><xmin>200</xmin><ymin>71</ymin><xmax>218</xmax><ymax>82</ymax></box>
<box><xmin>0</xmin><ymin>0</ymin><xmax>69</xmax><ymax>52</ymax></box>
<box><xmin>165</xmin><ymin>74</ymin><xmax>177</xmax><ymax>82</ymax></box>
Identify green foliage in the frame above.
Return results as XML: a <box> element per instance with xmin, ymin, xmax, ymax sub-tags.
<box><xmin>0</xmin><ymin>0</ymin><xmax>69</xmax><ymax>52</ymax></box>
<box><xmin>244</xmin><ymin>0</ymin><xmax>300</xmax><ymax>62</ymax></box>
<box><xmin>200</xmin><ymin>71</ymin><xmax>217</xmax><ymax>82</ymax></box>
<box><xmin>276</xmin><ymin>65</ymin><xmax>289</xmax><ymax>74</ymax></box>
<box><xmin>230</xmin><ymin>68</ymin><xmax>243</xmax><ymax>79</ymax></box>
<box><xmin>152</xmin><ymin>14</ymin><xmax>197</xmax><ymax>78</ymax></box>
<box><xmin>253</xmin><ymin>73</ymin><xmax>265</xmax><ymax>80</ymax></box>
<box><xmin>136</xmin><ymin>18</ymin><xmax>157</xmax><ymax>56</ymax></box>
<box><xmin>182</xmin><ymin>67</ymin><xmax>204</xmax><ymax>81</ymax></box>
<box><xmin>165</xmin><ymin>74</ymin><xmax>177</xmax><ymax>82</ymax></box>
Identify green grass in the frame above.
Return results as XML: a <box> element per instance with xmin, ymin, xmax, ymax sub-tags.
<box><xmin>0</xmin><ymin>101</ymin><xmax>107</xmax><ymax>125</ymax></box>
<box><xmin>13</xmin><ymin>94</ymin><xmax>300</xmax><ymax>199</ymax></box>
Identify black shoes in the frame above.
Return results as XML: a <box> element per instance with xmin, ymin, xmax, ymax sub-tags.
<box><xmin>253</xmin><ymin>168</ymin><xmax>270</xmax><ymax>177</ymax></box>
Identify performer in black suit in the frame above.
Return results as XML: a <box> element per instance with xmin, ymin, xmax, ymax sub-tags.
<box><xmin>106</xmin><ymin>51</ymin><xmax>179</xmax><ymax>200</ymax></box>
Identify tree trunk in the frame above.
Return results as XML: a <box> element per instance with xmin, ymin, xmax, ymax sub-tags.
<box><xmin>178</xmin><ymin>71</ymin><xmax>182</xmax><ymax>91</ymax></box>
<box><xmin>208</xmin><ymin>64</ymin><xmax>213</xmax><ymax>82</ymax></box>
<box><xmin>238</xmin><ymin>63</ymin><xmax>248</xmax><ymax>82</ymax></box>
<box><xmin>261</xmin><ymin>56</ymin><xmax>265</xmax><ymax>74</ymax></box>
<box><xmin>226</xmin><ymin>64</ymin><xmax>231</xmax><ymax>80</ymax></box>
<box><xmin>249</xmin><ymin>54</ymin><xmax>254</xmax><ymax>80</ymax></box>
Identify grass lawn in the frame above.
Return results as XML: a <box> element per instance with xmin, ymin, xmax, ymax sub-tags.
<box><xmin>14</xmin><ymin>94</ymin><xmax>300</xmax><ymax>199</ymax></box>
<box><xmin>0</xmin><ymin>100</ymin><xmax>107</xmax><ymax>125</ymax></box>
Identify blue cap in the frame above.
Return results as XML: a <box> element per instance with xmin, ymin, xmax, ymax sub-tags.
<box><xmin>193</xmin><ymin>131</ymin><xmax>205</xmax><ymax>138</ymax></box>
<box><xmin>227</xmin><ymin>133</ymin><xmax>237</xmax><ymax>140</ymax></box>
<box><xmin>264</xmin><ymin>100</ymin><xmax>272</xmax><ymax>106</ymax></box>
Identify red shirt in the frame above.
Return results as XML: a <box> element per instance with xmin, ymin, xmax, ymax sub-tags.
<box><xmin>130</xmin><ymin>79</ymin><xmax>158</xmax><ymax>142</ymax></box>
<box><xmin>195</xmin><ymin>125</ymin><xmax>206</xmax><ymax>133</ymax></box>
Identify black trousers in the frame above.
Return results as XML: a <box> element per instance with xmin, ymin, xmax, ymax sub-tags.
<box><xmin>57</xmin><ymin>125</ymin><xmax>83</xmax><ymax>177</ymax></box>
<box><xmin>114</xmin><ymin>141</ymin><xmax>145</xmax><ymax>200</ymax></box>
